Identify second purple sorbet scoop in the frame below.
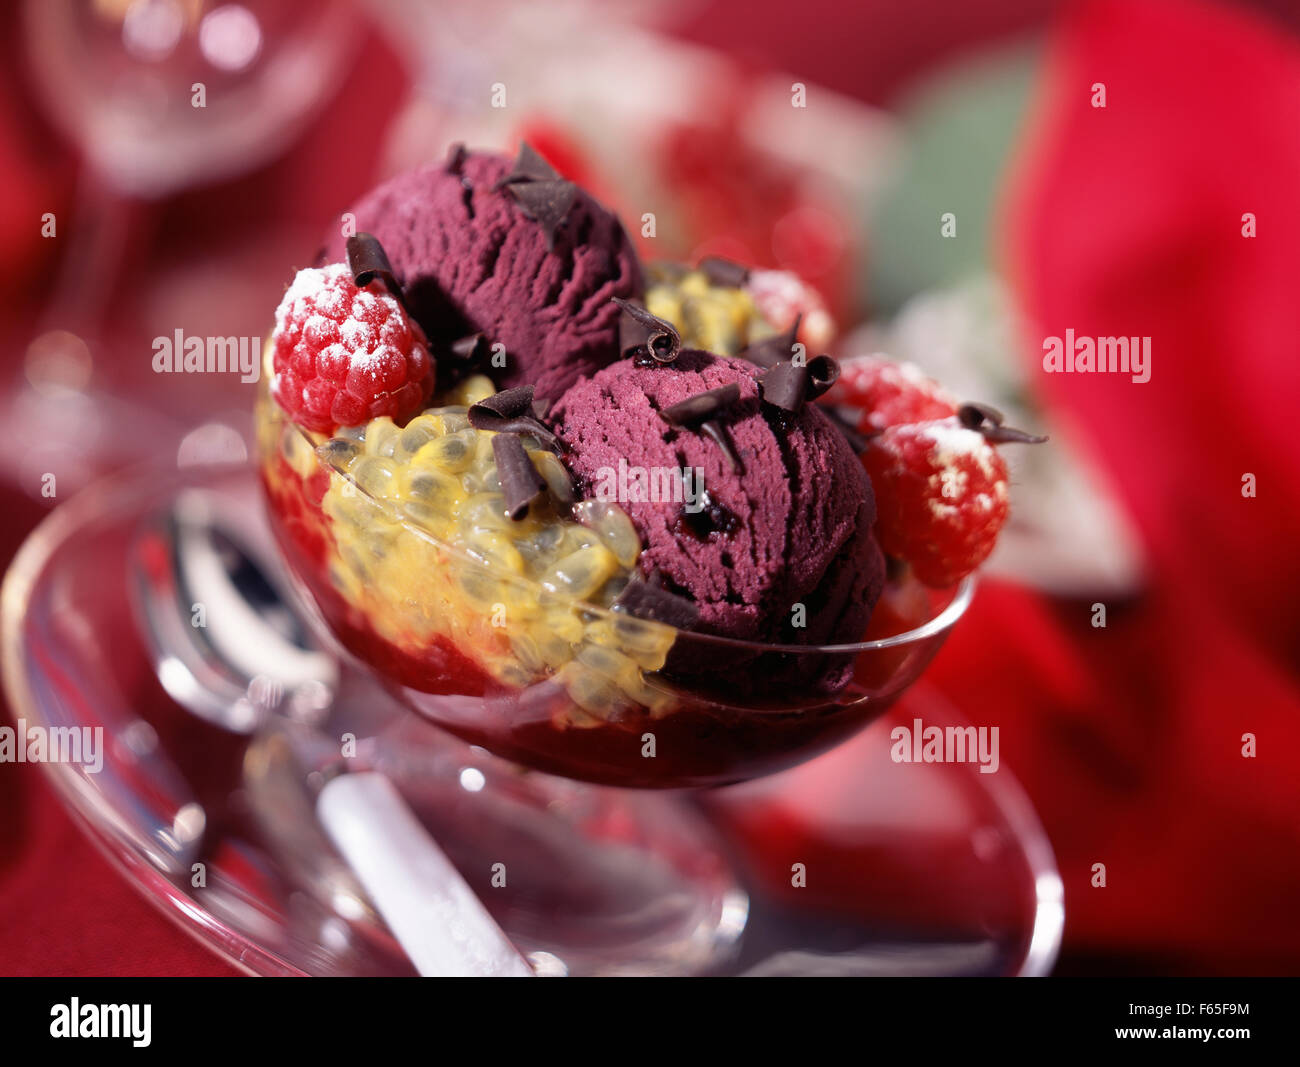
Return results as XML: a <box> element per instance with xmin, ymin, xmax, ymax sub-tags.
<box><xmin>552</xmin><ymin>352</ymin><xmax>885</xmax><ymax>655</ymax></box>
<box><xmin>322</xmin><ymin>148</ymin><xmax>641</xmax><ymax>401</ymax></box>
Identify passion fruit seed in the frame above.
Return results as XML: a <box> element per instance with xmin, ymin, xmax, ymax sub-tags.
<box><xmin>265</xmin><ymin>384</ymin><xmax>682</xmax><ymax>725</ymax></box>
<box><xmin>572</xmin><ymin>500</ymin><xmax>642</xmax><ymax>568</ymax></box>
<box><xmin>541</xmin><ymin>545</ymin><xmax>619</xmax><ymax>600</ymax></box>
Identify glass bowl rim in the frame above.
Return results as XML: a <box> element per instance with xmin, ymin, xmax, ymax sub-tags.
<box><xmin>272</xmin><ymin>409</ymin><xmax>978</xmax><ymax>658</ymax></box>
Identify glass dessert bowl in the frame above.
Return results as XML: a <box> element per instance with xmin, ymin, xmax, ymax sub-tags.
<box><xmin>244</xmin><ymin>141</ymin><xmax>1019</xmax><ymax>971</ymax></box>
<box><xmin>256</xmin><ymin>376</ymin><xmax>974</xmax><ymax>791</ymax></box>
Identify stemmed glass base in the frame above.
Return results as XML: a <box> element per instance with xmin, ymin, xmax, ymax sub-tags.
<box><xmin>2</xmin><ymin>460</ymin><xmax>749</xmax><ymax>975</ymax></box>
<box><xmin>260</xmin><ymin>706</ymin><xmax>750</xmax><ymax>976</ymax></box>
<box><xmin>2</xmin><ymin>461</ymin><xmax>1059</xmax><ymax>976</ymax></box>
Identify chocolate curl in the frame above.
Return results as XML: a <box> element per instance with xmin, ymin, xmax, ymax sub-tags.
<box><xmin>448</xmin><ymin>332</ymin><xmax>491</xmax><ymax>367</ymax></box>
<box><xmin>956</xmin><ymin>402</ymin><xmax>1048</xmax><ymax>444</ymax></box>
<box><xmin>470</xmin><ymin>384</ymin><xmax>533</xmax><ymax>418</ymax></box>
<box><xmin>660</xmin><ymin>383</ymin><xmax>741</xmax><ymax>426</ymax></box>
<box><xmin>505</xmin><ymin>180</ymin><xmax>577</xmax><ymax>252</ymax></box>
<box><xmin>957</xmin><ymin>401</ymin><xmax>1004</xmax><ymax>427</ymax></box>
<box><xmin>494</xmin><ymin>142</ymin><xmax>562</xmax><ymax>188</ymax></box>
<box><xmin>614</xmin><ymin>573</ymin><xmax>699</xmax><ymax>631</ymax></box>
<box><xmin>758</xmin><ymin>354</ymin><xmax>840</xmax><ymax>414</ymax></box>
<box><xmin>492</xmin><ymin>433</ymin><xmax>547</xmax><ymax>520</ymax></box>
<box><xmin>467</xmin><ymin>385</ymin><xmax>562</xmax><ymax>451</ymax></box>
<box><xmin>698</xmin><ymin>255</ymin><xmax>750</xmax><ymax>288</ymax></box>
<box><xmin>613</xmin><ymin>298</ymin><xmax>680</xmax><ymax>364</ymax></box>
<box><xmin>807</xmin><ymin>355</ymin><xmax>840</xmax><ymax>397</ymax></box>
<box><xmin>661</xmin><ymin>383</ymin><xmax>745</xmax><ymax>473</ymax></box>
<box><xmin>492</xmin><ymin>143</ymin><xmax>575</xmax><ymax>252</ymax></box>
<box><xmin>738</xmin><ymin>314</ymin><xmax>803</xmax><ymax>369</ymax></box>
<box><xmin>446</xmin><ymin>142</ymin><xmax>468</xmax><ymax>174</ymax></box>
<box><xmin>346</xmin><ymin>233</ymin><xmax>406</xmax><ymax>308</ymax></box>
<box><xmin>700</xmin><ymin>421</ymin><xmax>744</xmax><ymax>475</ymax></box>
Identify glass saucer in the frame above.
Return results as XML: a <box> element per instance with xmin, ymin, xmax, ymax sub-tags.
<box><xmin>1</xmin><ymin>462</ymin><xmax>1061</xmax><ymax>975</ymax></box>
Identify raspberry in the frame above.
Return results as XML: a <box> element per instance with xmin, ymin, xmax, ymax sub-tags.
<box><xmin>862</xmin><ymin>417</ymin><xmax>1009</xmax><ymax>587</ymax></box>
<box><xmin>830</xmin><ymin>355</ymin><xmax>957</xmax><ymax>433</ymax></box>
<box><xmin>270</xmin><ymin>263</ymin><xmax>434</xmax><ymax>434</ymax></box>
<box><xmin>745</xmin><ymin>269</ymin><xmax>836</xmax><ymax>351</ymax></box>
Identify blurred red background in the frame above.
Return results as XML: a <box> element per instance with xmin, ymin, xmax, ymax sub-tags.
<box><xmin>1</xmin><ymin>0</ymin><xmax>1297</xmax><ymax>975</ymax></box>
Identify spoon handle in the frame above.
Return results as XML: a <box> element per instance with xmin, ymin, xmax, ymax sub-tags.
<box><xmin>317</xmin><ymin>772</ymin><xmax>533</xmax><ymax>977</ymax></box>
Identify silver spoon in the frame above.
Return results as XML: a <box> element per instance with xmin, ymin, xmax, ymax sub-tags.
<box><xmin>130</xmin><ymin>486</ymin><xmax>531</xmax><ymax>976</ymax></box>
<box><xmin>131</xmin><ymin>488</ymin><xmax>337</xmax><ymax>734</ymax></box>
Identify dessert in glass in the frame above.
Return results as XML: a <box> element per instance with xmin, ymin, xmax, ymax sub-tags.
<box><xmin>254</xmin><ymin>144</ymin><xmax>1036</xmax><ymax>970</ymax></box>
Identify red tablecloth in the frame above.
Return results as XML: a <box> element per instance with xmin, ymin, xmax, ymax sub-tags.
<box><xmin>992</xmin><ymin>0</ymin><xmax>1300</xmax><ymax>971</ymax></box>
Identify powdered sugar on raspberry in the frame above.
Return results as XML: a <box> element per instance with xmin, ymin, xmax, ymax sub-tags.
<box><xmin>834</xmin><ymin>354</ymin><xmax>958</xmax><ymax>432</ymax></box>
<box><xmin>276</xmin><ymin>264</ymin><xmax>347</xmax><ymax>331</ymax></box>
<box><xmin>938</xmin><ymin>465</ymin><xmax>969</xmax><ymax>499</ymax></box>
<box><xmin>862</xmin><ymin>412</ymin><xmax>1012</xmax><ymax>587</ymax></box>
<box><xmin>747</xmin><ymin>268</ymin><xmax>835</xmax><ymax>350</ymax></box>
<box><xmin>909</xmin><ymin>418</ymin><xmax>997</xmax><ymax>478</ymax></box>
<box><xmin>867</xmin><ymin>357</ymin><xmax>936</xmax><ymax>390</ymax></box>
<box><xmin>274</xmin><ymin>264</ymin><xmax>406</xmax><ymax>335</ymax></box>
<box><xmin>892</xmin><ymin>360</ymin><xmax>956</xmax><ymax>403</ymax></box>
<box><xmin>885</xmin><ymin>418</ymin><xmax>998</xmax><ymax>518</ymax></box>
<box><xmin>340</xmin><ymin>317</ymin><xmax>379</xmax><ymax>353</ymax></box>
<box><xmin>270</xmin><ymin>263</ymin><xmax>433</xmax><ymax>434</ymax></box>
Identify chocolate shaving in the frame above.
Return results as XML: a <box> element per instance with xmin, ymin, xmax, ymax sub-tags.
<box><xmin>981</xmin><ymin>425</ymin><xmax>1047</xmax><ymax>444</ymax></box>
<box><xmin>957</xmin><ymin>402</ymin><xmax>1004</xmax><ymax>428</ymax></box>
<box><xmin>956</xmin><ymin>402</ymin><xmax>1048</xmax><ymax>444</ymax></box>
<box><xmin>492</xmin><ymin>433</ymin><xmax>547</xmax><ymax>520</ymax></box>
<box><xmin>660</xmin><ymin>384</ymin><xmax>745</xmax><ymax>474</ymax></box>
<box><xmin>738</xmin><ymin>314</ymin><xmax>803</xmax><ymax>369</ymax></box>
<box><xmin>698</xmin><ymin>256</ymin><xmax>750</xmax><ymax>288</ymax></box>
<box><xmin>504</xmin><ymin>180</ymin><xmax>577</xmax><ymax>252</ymax></box>
<box><xmin>494</xmin><ymin>142</ymin><xmax>562</xmax><ymax>188</ymax></box>
<box><xmin>448</xmin><ymin>332</ymin><xmax>491</xmax><ymax>366</ymax></box>
<box><xmin>760</xmin><ymin>361</ymin><xmax>808</xmax><ymax>412</ymax></box>
<box><xmin>491</xmin><ymin>142</ymin><xmax>575</xmax><ymax>250</ymax></box>
<box><xmin>613</xmin><ymin>298</ymin><xmax>680</xmax><ymax>364</ymax></box>
<box><xmin>471</xmin><ymin>384</ymin><xmax>533</xmax><ymax>419</ymax></box>
<box><xmin>468</xmin><ymin>386</ymin><xmax>561</xmax><ymax>451</ymax></box>
<box><xmin>701</xmin><ymin>420</ymin><xmax>744</xmax><ymax>474</ymax></box>
<box><xmin>661</xmin><ymin>383</ymin><xmax>741</xmax><ymax>426</ymax></box>
<box><xmin>446</xmin><ymin>142</ymin><xmax>468</xmax><ymax>174</ymax></box>
<box><xmin>346</xmin><ymin>233</ymin><xmax>405</xmax><ymax>308</ymax></box>
<box><xmin>472</xmin><ymin>385</ymin><xmax>534</xmax><ymax>418</ymax></box>
<box><xmin>759</xmin><ymin>354</ymin><xmax>840</xmax><ymax>414</ymax></box>
<box><xmin>614</xmin><ymin>575</ymin><xmax>699</xmax><ymax>630</ymax></box>
<box><xmin>807</xmin><ymin>354</ymin><xmax>840</xmax><ymax>396</ymax></box>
